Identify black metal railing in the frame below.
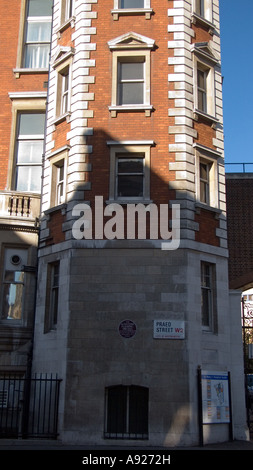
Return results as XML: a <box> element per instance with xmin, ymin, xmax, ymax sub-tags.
<box><xmin>0</xmin><ymin>373</ymin><xmax>61</xmax><ymax>439</ymax></box>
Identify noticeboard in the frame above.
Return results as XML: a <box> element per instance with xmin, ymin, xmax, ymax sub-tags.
<box><xmin>201</xmin><ymin>371</ymin><xmax>230</xmax><ymax>424</ymax></box>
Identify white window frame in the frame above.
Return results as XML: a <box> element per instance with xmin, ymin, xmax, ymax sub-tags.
<box><xmin>108</xmin><ymin>33</ymin><xmax>155</xmax><ymax>117</ymax></box>
<box><xmin>112</xmin><ymin>0</ymin><xmax>152</xmax><ymax>20</ymax></box>
<box><xmin>56</xmin><ymin>64</ymin><xmax>71</xmax><ymax>119</ymax></box>
<box><xmin>61</xmin><ymin>0</ymin><xmax>74</xmax><ymax>23</ymax></box>
<box><xmin>107</xmin><ymin>141</ymin><xmax>154</xmax><ymax>203</ymax></box>
<box><xmin>49</xmin><ymin>148</ymin><xmax>68</xmax><ymax>207</ymax></box>
<box><xmin>199</xmin><ymin>160</ymin><xmax>210</xmax><ymax>205</ymax></box>
<box><xmin>193</xmin><ymin>0</ymin><xmax>213</xmax><ymax>25</ymax></box>
<box><xmin>56</xmin><ymin>162</ymin><xmax>65</xmax><ymax>206</ymax></box>
<box><xmin>195</xmin><ymin>60</ymin><xmax>214</xmax><ymax>118</ymax></box>
<box><xmin>196</xmin><ymin>0</ymin><xmax>205</xmax><ymax>17</ymax></box>
<box><xmin>14</xmin><ymin>0</ymin><xmax>53</xmax><ymax>76</ymax></box>
<box><xmin>197</xmin><ymin>67</ymin><xmax>208</xmax><ymax>114</ymax></box>
<box><xmin>7</xmin><ymin>95</ymin><xmax>46</xmax><ymax>192</ymax></box>
<box><xmin>24</xmin><ymin>17</ymin><xmax>51</xmax><ymax>69</ymax></box>
<box><xmin>23</xmin><ymin>0</ymin><xmax>52</xmax><ymax>70</ymax></box>
<box><xmin>15</xmin><ymin>112</ymin><xmax>45</xmax><ymax>193</ymax></box>
<box><xmin>117</xmin><ymin>57</ymin><xmax>145</xmax><ymax>106</ymax></box>
<box><xmin>112</xmin><ymin>51</ymin><xmax>150</xmax><ymax>109</ymax></box>
<box><xmin>195</xmin><ymin>146</ymin><xmax>219</xmax><ymax>209</ymax></box>
<box><xmin>60</xmin><ymin>67</ymin><xmax>70</xmax><ymax>116</ymax></box>
<box><xmin>192</xmin><ymin>43</ymin><xmax>219</xmax><ymax>124</ymax></box>
<box><xmin>59</xmin><ymin>0</ymin><xmax>75</xmax><ymax>29</ymax></box>
<box><xmin>52</xmin><ymin>50</ymin><xmax>73</xmax><ymax>122</ymax></box>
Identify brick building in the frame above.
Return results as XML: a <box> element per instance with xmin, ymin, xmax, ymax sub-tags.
<box><xmin>0</xmin><ymin>0</ymin><xmax>52</xmax><ymax>377</ymax></box>
<box><xmin>226</xmin><ymin>173</ymin><xmax>253</xmax><ymax>291</ymax></box>
<box><xmin>1</xmin><ymin>0</ymin><xmax>247</xmax><ymax>446</ymax></box>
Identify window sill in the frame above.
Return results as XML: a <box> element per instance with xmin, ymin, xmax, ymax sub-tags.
<box><xmin>202</xmin><ymin>328</ymin><xmax>215</xmax><ymax>334</ymax></box>
<box><xmin>44</xmin><ymin>203</ymin><xmax>67</xmax><ymax>216</ymax></box>
<box><xmin>191</xmin><ymin>13</ymin><xmax>216</xmax><ymax>35</ymax></box>
<box><xmin>111</xmin><ymin>8</ymin><xmax>153</xmax><ymax>20</ymax></box>
<box><xmin>106</xmin><ymin>199</ymin><xmax>153</xmax><ymax>205</ymax></box>
<box><xmin>13</xmin><ymin>68</ymin><xmax>49</xmax><ymax>78</ymax></box>
<box><xmin>51</xmin><ymin>112</ymin><xmax>71</xmax><ymax>126</ymax></box>
<box><xmin>195</xmin><ymin>202</ymin><xmax>221</xmax><ymax>217</ymax></box>
<box><xmin>57</xmin><ymin>16</ymin><xmax>76</xmax><ymax>35</ymax></box>
<box><xmin>194</xmin><ymin>109</ymin><xmax>219</xmax><ymax>127</ymax></box>
<box><xmin>109</xmin><ymin>105</ymin><xmax>153</xmax><ymax>117</ymax></box>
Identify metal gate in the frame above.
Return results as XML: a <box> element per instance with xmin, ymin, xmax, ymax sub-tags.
<box><xmin>0</xmin><ymin>373</ymin><xmax>61</xmax><ymax>439</ymax></box>
<box><xmin>242</xmin><ymin>297</ymin><xmax>253</xmax><ymax>439</ymax></box>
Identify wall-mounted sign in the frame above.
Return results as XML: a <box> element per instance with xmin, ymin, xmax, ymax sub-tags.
<box><xmin>153</xmin><ymin>320</ymin><xmax>185</xmax><ymax>339</ymax></box>
<box><xmin>201</xmin><ymin>371</ymin><xmax>230</xmax><ymax>424</ymax></box>
<box><xmin>119</xmin><ymin>320</ymin><xmax>136</xmax><ymax>338</ymax></box>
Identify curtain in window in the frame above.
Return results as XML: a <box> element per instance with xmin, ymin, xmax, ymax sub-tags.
<box><xmin>15</xmin><ymin>113</ymin><xmax>44</xmax><ymax>193</ymax></box>
<box><xmin>25</xmin><ymin>21</ymin><xmax>51</xmax><ymax>68</ymax></box>
<box><xmin>25</xmin><ymin>44</ymin><xmax>50</xmax><ymax>68</ymax></box>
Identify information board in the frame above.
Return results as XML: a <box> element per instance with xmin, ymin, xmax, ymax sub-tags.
<box><xmin>201</xmin><ymin>371</ymin><xmax>230</xmax><ymax>424</ymax></box>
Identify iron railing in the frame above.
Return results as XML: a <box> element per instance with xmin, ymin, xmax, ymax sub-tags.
<box><xmin>0</xmin><ymin>373</ymin><xmax>61</xmax><ymax>439</ymax></box>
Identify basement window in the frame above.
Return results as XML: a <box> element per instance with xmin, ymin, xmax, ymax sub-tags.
<box><xmin>105</xmin><ymin>385</ymin><xmax>149</xmax><ymax>439</ymax></box>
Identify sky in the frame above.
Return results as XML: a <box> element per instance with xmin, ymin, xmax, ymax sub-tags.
<box><xmin>219</xmin><ymin>0</ymin><xmax>253</xmax><ymax>171</ymax></box>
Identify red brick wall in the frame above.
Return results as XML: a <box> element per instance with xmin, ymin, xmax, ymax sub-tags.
<box><xmin>191</xmin><ymin>22</ymin><xmax>220</xmax><ymax>246</ymax></box>
<box><xmin>192</xmin><ymin>23</ymin><xmax>212</xmax><ymax>44</ymax></box>
<box><xmin>195</xmin><ymin>208</ymin><xmax>219</xmax><ymax>247</ymax></box>
<box><xmin>226</xmin><ymin>176</ymin><xmax>253</xmax><ymax>289</ymax></box>
<box><xmin>0</xmin><ymin>0</ymin><xmax>48</xmax><ymax>190</ymax></box>
<box><xmin>46</xmin><ymin>209</ymin><xmax>66</xmax><ymax>246</ymax></box>
<box><xmin>44</xmin><ymin>0</ymin><xmax>224</xmax><ymax>247</ymax></box>
<box><xmin>194</xmin><ymin>120</ymin><xmax>216</xmax><ymax>149</ymax></box>
<box><xmin>84</xmin><ymin>0</ymin><xmax>175</xmax><ymax>207</ymax></box>
<box><xmin>54</xmin><ymin>121</ymin><xmax>71</xmax><ymax>149</ymax></box>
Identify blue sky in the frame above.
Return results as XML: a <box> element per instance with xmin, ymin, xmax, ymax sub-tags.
<box><xmin>220</xmin><ymin>0</ymin><xmax>253</xmax><ymax>171</ymax></box>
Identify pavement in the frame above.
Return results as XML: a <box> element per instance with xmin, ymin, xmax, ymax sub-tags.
<box><xmin>0</xmin><ymin>438</ymin><xmax>253</xmax><ymax>450</ymax></box>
